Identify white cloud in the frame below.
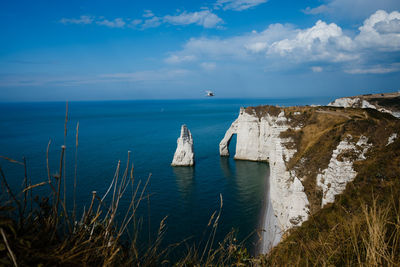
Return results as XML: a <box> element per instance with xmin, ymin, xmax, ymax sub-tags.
<box><xmin>96</xmin><ymin>18</ymin><xmax>126</xmax><ymax>28</ymax></box>
<box><xmin>355</xmin><ymin>10</ymin><xmax>400</xmax><ymax>51</ymax></box>
<box><xmin>60</xmin><ymin>15</ymin><xmax>94</xmax><ymax>25</ymax></box>
<box><xmin>302</xmin><ymin>5</ymin><xmax>329</xmax><ymax>15</ymax></box>
<box><xmin>245</xmin><ymin>42</ymin><xmax>268</xmax><ymax>53</ymax></box>
<box><xmin>345</xmin><ymin>63</ymin><xmax>400</xmax><ymax>74</ymax></box>
<box><xmin>142</xmin><ymin>16</ymin><xmax>162</xmax><ymax>29</ymax></box>
<box><xmin>166</xmin><ymin>23</ymin><xmax>295</xmax><ymax>62</ymax></box>
<box><xmin>60</xmin><ymin>9</ymin><xmax>223</xmax><ymax>30</ymax></box>
<box><xmin>164</xmin><ymin>10</ymin><xmax>223</xmax><ymax>28</ymax></box>
<box><xmin>165</xmin><ymin>10</ymin><xmax>400</xmax><ymax>75</ymax></box>
<box><xmin>130</xmin><ymin>19</ymin><xmax>143</xmax><ymax>27</ymax></box>
<box><xmin>303</xmin><ymin>0</ymin><xmax>399</xmax><ymax>21</ymax></box>
<box><xmin>311</xmin><ymin>66</ymin><xmax>323</xmax><ymax>72</ymax></box>
<box><xmin>99</xmin><ymin>69</ymin><xmax>190</xmax><ymax>82</ymax></box>
<box><xmin>268</xmin><ymin>20</ymin><xmax>356</xmax><ymax>62</ymax></box>
<box><xmin>215</xmin><ymin>0</ymin><xmax>268</xmax><ymax>11</ymax></box>
<box><xmin>143</xmin><ymin>10</ymin><xmax>155</xmax><ymax>18</ymax></box>
<box><xmin>200</xmin><ymin>62</ymin><xmax>217</xmax><ymax>70</ymax></box>
<box><xmin>165</xmin><ymin>54</ymin><xmax>197</xmax><ymax>64</ymax></box>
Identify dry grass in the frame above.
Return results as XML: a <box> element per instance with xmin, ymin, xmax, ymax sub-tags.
<box><xmin>263</xmin><ymin>196</ymin><xmax>400</xmax><ymax>266</ymax></box>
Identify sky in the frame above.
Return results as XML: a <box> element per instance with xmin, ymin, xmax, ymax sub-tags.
<box><xmin>0</xmin><ymin>0</ymin><xmax>400</xmax><ymax>101</ymax></box>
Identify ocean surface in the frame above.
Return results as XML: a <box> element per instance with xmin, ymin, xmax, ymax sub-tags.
<box><xmin>0</xmin><ymin>97</ymin><xmax>332</xmax><ymax>255</ymax></box>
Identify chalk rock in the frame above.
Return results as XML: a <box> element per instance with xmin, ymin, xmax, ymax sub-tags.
<box><xmin>317</xmin><ymin>135</ymin><xmax>371</xmax><ymax>207</ymax></box>
<box><xmin>171</xmin><ymin>125</ymin><xmax>195</xmax><ymax>166</ymax></box>
<box><xmin>328</xmin><ymin>96</ymin><xmax>400</xmax><ymax>118</ymax></box>
<box><xmin>219</xmin><ymin>107</ymin><xmax>308</xmax><ymax>253</ymax></box>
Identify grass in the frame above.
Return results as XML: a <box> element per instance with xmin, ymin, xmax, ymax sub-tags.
<box><xmin>1</xmin><ymin>103</ymin><xmax>400</xmax><ymax>266</ymax></box>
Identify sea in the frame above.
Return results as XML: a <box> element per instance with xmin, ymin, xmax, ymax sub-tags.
<box><xmin>0</xmin><ymin>97</ymin><xmax>332</xmax><ymax>256</ymax></box>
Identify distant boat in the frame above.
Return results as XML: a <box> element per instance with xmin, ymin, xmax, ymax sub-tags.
<box><xmin>206</xmin><ymin>90</ymin><xmax>214</xmax><ymax>97</ymax></box>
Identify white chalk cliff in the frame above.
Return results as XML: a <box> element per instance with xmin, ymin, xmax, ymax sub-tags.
<box><xmin>328</xmin><ymin>96</ymin><xmax>400</xmax><ymax>118</ymax></box>
<box><xmin>171</xmin><ymin>125</ymin><xmax>195</xmax><ymax>167</ymax></box>
<box><xmin>220</xmin><ymin>108</ymin><xmax>309</xmax><ymax>253</ymax></box>
<box><xmin>219</xmin><ymin>107</ymin><xmax>371</xmax><ymax>254</ymax></box>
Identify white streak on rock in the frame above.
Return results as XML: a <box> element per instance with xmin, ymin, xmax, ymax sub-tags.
<box><xmin>387</xmin><ymin>133</ymin><xmax>398</xmax><ymax>146</ymax></box>
<box><xmin>317</xmin><ymin>135</ymin><xmax>371</xmax><ymax>207</ymax></box>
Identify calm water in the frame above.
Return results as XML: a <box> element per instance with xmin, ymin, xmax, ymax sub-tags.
<box><xmin>0</xmin><ymin>97</ymin><xmax>332</xmax><ymax>255</ymax></box>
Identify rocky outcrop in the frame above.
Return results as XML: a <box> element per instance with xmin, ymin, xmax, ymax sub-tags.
<box><xmin>171</xmin><ymin>125</ymin><xmax>194</xmax><ymax>167</ymax></box>
<box><xmin>328</xmin><ymin>92</ymin><xmax>400</xmax><ymax>118</ymax></box>
<box><xmin>317</xmin><ymin>135</ymin><xmax>371</xmax><ymax>207</ymax></box>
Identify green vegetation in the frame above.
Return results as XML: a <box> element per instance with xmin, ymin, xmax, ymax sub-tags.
<box><xmin>1</xmin><ymin>104</ymin><xmax>400</xmax><ymax>266</ymax></box>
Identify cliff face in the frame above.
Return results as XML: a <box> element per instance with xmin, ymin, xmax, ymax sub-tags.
<box><xmin>328</xmin><ymin>92</ymin><xmax>400</xmax><ymax>118</ymax></box>
<box><xmin>220</xmin><ymin>107</ymin><xmax>309</xmax><ymax>253</ymax></box>
<box><xmin>220</xmin><ymin>105</ymin><xmax>400</xmax><ymax>253</ymax></box>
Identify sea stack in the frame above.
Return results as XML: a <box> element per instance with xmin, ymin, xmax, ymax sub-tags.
<box><xmin>171</xmin><ymin>124</ymin><xmax>195</xmax><ymax>166</ymax></box>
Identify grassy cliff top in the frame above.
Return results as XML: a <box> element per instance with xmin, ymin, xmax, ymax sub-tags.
<box><xmin>243</xmin><ymin>104</ymin><xmax>400</xmax><ymax>266</ymax></box>
<box><xmin>245</xmin><ymin>104</ymin><xmax>400</xmax><ymax>213</ymax></box>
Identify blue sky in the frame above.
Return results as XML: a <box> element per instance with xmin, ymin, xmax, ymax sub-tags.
<box><xmin>1</xmin><ymin>0</ymin><xmax>400</xmax><ymax>101</ymax></box>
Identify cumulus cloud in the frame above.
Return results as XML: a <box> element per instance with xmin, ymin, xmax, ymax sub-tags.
<box><xmin>166</xmin><ymin>23</ymin><xmax>295</xmax><ymax>62</ymax></box>
<box><xmin>268</xmin><ymin>20</ymin><xmax>356</xmax><ymax>62</ymax></box>
<box><xmin>60</xmin><ymin>15</ymin><xmax>94</xmax><ymax>25</ymax></box>
<box><xmin>215</xmin><ymin>0</ymin><xmax>268</xmax><ymax>11</ymax></box>
<box><xmin>355</xmin><ymin>10</ymin><xmax>400</xmax><ymax>51</ymax></box>
<box><xmin>164</xmin><ymin>10</ymin><xmax>223</xmax><ymax>28</ymax></box>
<box><xmin>165</xmin><ymin>10</ymin><xmax>400</xmax><ymax>75</ymax></box>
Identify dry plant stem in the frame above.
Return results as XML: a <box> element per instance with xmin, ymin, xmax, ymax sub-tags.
<box><xmin>22</xmin><ymin>181</ymin><xmax>48</xmax><ymax>192</ymax></box>
<box><xmin>0</xmin><ymin>164</ymin><xmax>22</xmax><ymax>221</ymax></box>
<box><xmin>63</xmin><ymin>102</ymin><xmax>68</xmax><ymax>214</ymax></box>
<box><xmin>53</xmin><ymin>145</ymin><xmax>65</xmax><ymax>221</ymax></box>
<box><xmin>21</xmin><ymin>157</ymin><xmax>28</xmax><ymax>227</ymax></box>
<box><xmin>73</xmin><ymin>121</ymin><xmax>79</xmax><ymax>222</ymax></box>
<box><xmin>46</xmin><ymin>140</ymin><xmax>51</xmax><ymax>183</ymax></box>
<box><xmin>0</xmin><ymin>156</ymin><xmax>24</xmax><ymax>165</ymax></box>
<box><xmin>1</xmin><ymin>227</ymin><xmax>18</xmax><ymax>267</ymax></box>
<box><xmin>200</xmin><ymin>193</ymin><xmax>223</xmax><ymax>264</ymax></box>
<box><xmin>84</xmin><ymin>191</ymin><xmax>96</xmax><ymax>225</ymax></box>
<box><xmin>52</xmin><ymin>145</ymin><xmax>72</xmax><ymax>236</ymax></box>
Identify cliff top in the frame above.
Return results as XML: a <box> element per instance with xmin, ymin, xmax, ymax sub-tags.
<box><xmin>243</xmin><ymin>102</ymin><xmax>400</xmax><ymax>265</ymax></box>
<box><xmin>244</xmin><ymin>104</ymin><xmax>399</xmax><ymax>213</ymax></box>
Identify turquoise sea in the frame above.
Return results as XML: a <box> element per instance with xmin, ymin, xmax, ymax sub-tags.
<box><xmin>0</xmin><ymin>97</ymin><xmax>332</xmax><ymax>255</ymax></box>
